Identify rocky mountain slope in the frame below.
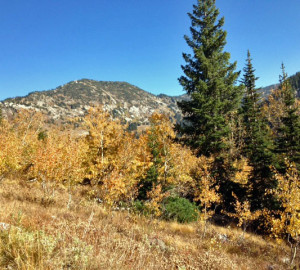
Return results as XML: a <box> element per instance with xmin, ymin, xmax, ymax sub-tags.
<box><xmin>1</xmin><ymin>79</ymin><xmax>186</xmax><ymax>126</ymax></box>
<box><xmin>260</xmin><ymin>71</ymin><xmax>300</xmax><ymax>97</ymax></box>
<box><xmin>1</xmin><ymin>72</ymin><xmax>298</xmax><ymax>127</ymax></box>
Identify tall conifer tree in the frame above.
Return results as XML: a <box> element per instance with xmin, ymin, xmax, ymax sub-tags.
<box><xmin>178</xmin><ymin>0</ymin><xmax>242</xmax><ymax>157</ymax></box>
<box><xmin>276</xmin><ymin>64</ymin><xmax>300</xmax><ymax>169</ymax></box>
<box><xmin>240</xmin><ymin>51</ymin><xmax>275</xmax><ymax>210</ymax></box>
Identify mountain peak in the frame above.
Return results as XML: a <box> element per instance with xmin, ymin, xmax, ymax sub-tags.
<box><xmin>1</xmin><ymin>80</ymin><xmax>183</xmax><ymax>127</ymax></box>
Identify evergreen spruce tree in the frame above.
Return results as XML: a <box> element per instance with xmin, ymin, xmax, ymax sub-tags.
<box><xmin>240</xmin><ymin>51</ymin><xmax>275</xmax><ymax>210</ymax></box>
<box><xmin>177</xmin><ymin>0</ymin><xmax>243</xmax><ymax>211</ymax></box>
<box><xmin>276</xmin><ymin>64</ymin><xmax>300</xmax><ymax>169</ymax></box>
<box><xmin>137</xmin><ymin>128</ymin><xmax>160</xmax><ymax>200</ymax></box>
<box><xmin>178</xmin><ymin>0</ymin><xmax>242</xmax><ymax>157</ymax></box>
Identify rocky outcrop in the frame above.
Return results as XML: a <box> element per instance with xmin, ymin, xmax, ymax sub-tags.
<box><xmin>1</xmin><ymin>79</ymin><xmax>186</xmax><ymax>126</ymax></box>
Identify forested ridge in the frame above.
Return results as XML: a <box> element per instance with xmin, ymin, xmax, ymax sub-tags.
<box><xmin>0</xmin><ymin>0</ymin><xmax>299</xmax><ymax>269</ymax></box>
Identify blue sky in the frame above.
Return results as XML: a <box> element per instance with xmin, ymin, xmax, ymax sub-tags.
<box><xmin>0</xmin><ymin>0</ymin><xmax>299</xmax><ymax>100</ymax></box>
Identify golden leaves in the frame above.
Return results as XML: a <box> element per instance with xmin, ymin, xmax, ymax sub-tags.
<box><xmin>229</xmin><ymin>192</ymin><xmax>261</xmax><ymax>231</ymax></box>
<box><xmin>192</xmin><ymin>156</ymin><xmax>221</xmax><ymax>221</ymax></box>
<box><xmin>232</xmin><ymin>158</ymin><xmax>252</xmax><ymax>185</ymax></box>
<box><xmin>269</xmin><ymin>162</ymin><xmax>300</xmax><ymax>240</ymax></box>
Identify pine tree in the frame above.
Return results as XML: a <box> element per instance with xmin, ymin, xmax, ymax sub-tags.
<box><xmin>178</xmin><ymin>0</ymin><xmax>242</xmax><ymax>157</ymax></box>
<box><xmin>138</xmin><ymin>114</ymin><xmax>173</xmax><ymax>200</ymax></box>
<box><xmin>137</xmin><ymin>125</ymin><xmax>160</xmax><ymax>200</ymax></box>
<box><xmin>276</xmin><ymin>64</ymin><xmax>300</xmax><ymax>169</ymax></box>
<box><xmin>240</xmin><ymin>51</ymin><xmax>275</xmax><ymax>210</ymax></box>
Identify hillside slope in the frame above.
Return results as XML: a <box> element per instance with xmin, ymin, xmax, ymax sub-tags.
<box><xmin>1</xmin><ymin>73</ymin><xmax>299</xmax><ymax>126</ymax></box>
<box><xmin>1</xmin><ymin>79</ymin><xmax>186</xmax><ymax>126</ymax></box>
<box><xmin>0</xmin><ymin>178</ymin><xmax>295</xmax><ymax>270</ymax></box>
<box><xmin>260</xmin><ymin>71</ymin><xmax>300</xmax><ymax>97</ymax></box>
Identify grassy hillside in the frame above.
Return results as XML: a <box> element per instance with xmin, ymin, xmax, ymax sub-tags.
<box><xmin>0</xmin><ymin>178</ymin><xmax>295</xmax><ymax>270</ymax></box>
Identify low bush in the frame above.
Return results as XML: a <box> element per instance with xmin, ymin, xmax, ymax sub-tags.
<box><xmin>131</xmin><ymin>200</ymin><xmax>152</xmax><ymax>216</ymax></box>
<box><xmin>161</xmin><ymin>197</ymin><xmax>199</xmax><ymax>223</ymax></box>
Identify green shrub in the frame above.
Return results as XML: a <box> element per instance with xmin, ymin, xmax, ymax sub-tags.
<box><xmin>37</xmin><ymin>130</ymin><xmax>48</xmax><ymax>141</ymax></box>
<box><xmin>162</xmin><ymin>197</ymin><xmax>198</xmax><ymax>223</ymax></box>
<box><xmin>131</xmin><ymin>200</ymin><xmax>151</xmax><ymax>216</ymax></box>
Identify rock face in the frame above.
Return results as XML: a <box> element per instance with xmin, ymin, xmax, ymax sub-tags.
<box><xmin>1</xmin><ymin>79</ymin><xmax>187</xmax><ymax>126</ymax></box>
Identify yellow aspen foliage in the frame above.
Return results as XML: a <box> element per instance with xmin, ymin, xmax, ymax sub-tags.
<box><xmin>82</xmin><ymin>107</ymin><xmax>124</xmax><ymax>183</ymax></box>
<box><xmin>192</xmin><ymin>156</ymin><xmax>221</xmax><ymax>223</ymax></box>
<box><xmin>232</xmin><ymin>157</ymin><xmax>253</xmax><ymax>185</ymax></box>
<box><xmin>148</xmin><ymin>113</ymin><xmax>175</xmax><ymax>139</ymax></box>
<box><xmin>169</xmin><ymin>143</ymin><xmax>198</xmax><ymax>196</ymax></box>
<box><xmin>148</xmin><ymin>113</ymin><xmax>175</xmax><ymax>185</ymax></box>
<box><xmin>261</xmin><ymin>83</ymin><xmax>299</xmax><ymax>136</ymax></box>
<box><xmin>261</xmin><ymin>88</ymin><xmax>286</xmax><ymax>134</ymax></box>
<box><xmin>100</xmin><ymin>134</ymin><xmax>151</xmax><ymax>205</ymax></box>
<box><xmin>28</xmin><ymin>129</ymin><xmax>86</xmax><ymax>185</ymax></box>
<box><xmin>134</xmin><ymin>133</ymin><xmax>153</xmax><ymax>172</ymax></box>
<box><xmin>229</xmin><ymin>192</ymin><xmax>261</xmax><ymax>234</ymax></box>
<box><xmin>0</xmin><ymin>118</ymin><xmax>21</xmax><ymax>175</ymax></box>
<box><xmin>142</xmin><ymin>113</ymin><xmax>177</xmax><ymax>208</ymax></box>
<box><xmin>12</xmin><ymin>109</ymin><xmax>45</xmax><ymax>139</ymax></box>
<box><xmin>143</xmin><ymin>113</ymin><xmax>199</xmax><ymax>212</ymax></box>
<box><xmin>147</xmin><ymin>113</ymin><xmax>198</xmax><ymax>188</ymax></box>
<box><xmin>265</xmin><ymin>162</ymin><xmax>300</xmax><ymax>264</ymax></box>
<box><xmin>271</xmin><ymin>163</ymin><xmax>299</xmax><ymax>243</ymax></box>
<box><xmin>0</xmin><ymin>110</ymin><xmax>46</xmax><ymax>176</ymax></box>
<box><xmin>83</xmin><ymin>107</ymin><xmax>152</xmax><ymax>205</ymax></box>
<box><xmin>145</xmin><ymin>184</ymin><xmax>168</xmax><ymax>217</ymax></box>
<box><xmin>0</xmin><ymin>109</ymin><xmax>87</xmax><ymax>188</ymax></box>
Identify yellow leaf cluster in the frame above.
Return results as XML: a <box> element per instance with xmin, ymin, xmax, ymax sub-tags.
<box><xmin>192</xmin><ymin>156</ymin><xmax>221</xmax><ymax>221</ymax></box>
<box><xmin>0</xmin><ymin>108</ymin><xmax>222</xmax><ymax>215</ymax></box>
<box><xmin>232</xmin><ymin>157</ymin><xmax>252</xmax><ymax>185</ymax></box>
<box><xmin>229</xmin><ymin>192</ymin><xmax>261</xmax><ymax>231</ymax></box>
<box><xmin>269</xmin><ymin>163</ymin><xmax>300</xmax><ymax>241</ymax></box>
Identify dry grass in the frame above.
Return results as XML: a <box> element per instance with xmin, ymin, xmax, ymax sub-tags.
<box><xmin>0</xmin><ymin>178</ymin><xmax>298</xmax><ymax>270</ymax></box>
